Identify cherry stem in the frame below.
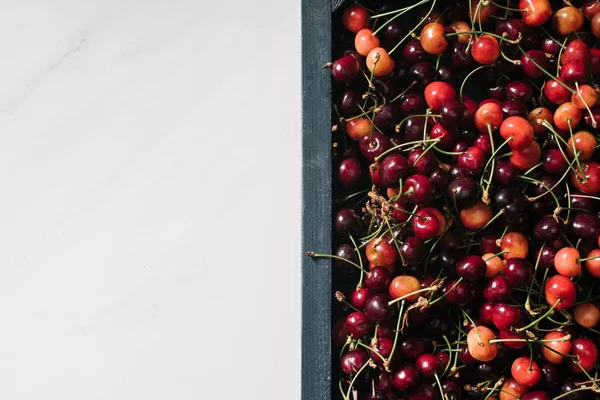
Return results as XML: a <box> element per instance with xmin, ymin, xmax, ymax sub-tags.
<box><xmin>575</xmin><ymin>82</ymin><xmax>598</xmax><ymax>128</ymax></box>
<box><xmin>552</xmin><ymin>386</ymin><xmax>594</xmax><ymax>400</ymax></box>
<box><xmin>517</xmin><ymin>45</ymin><xmax>576</xmax><ymax>94</ymax></box>
<box><xmin>372</xmin><ymin>0</ymin><xmax>431</xmax><ymax>37</ymax></box>
<box><xmin>355</xmin><ymin>341</ymin><xmax>386</xmax><ymax>363</ymax></box>
<box><xmin>386</xmin><ymin>300</ymin><xmax>406</xmax><ymax>364</ymax></box>
<box><xmin>459</xmin><ymin>64</ymin><xmax>494</xmax><ymax>102</ymax></box>
<box><xmin>344</xmin><ymin>357</ymin><xmax>372</xmax><ymax>400</ymax></box>
<box><xmin>306</xmin><ymin>252</ymin><xmax>368</xmax><ymax>274</ymax></box>
<box><xmin>388</xmin><ymin>287</ymin><xmax>437</xmax><ymax>305</ymax></box>
<box><xmin>388</xmin><ymin>0</ymin><xmax>437</xmax><ymax>55</ymax></box>
<box><xmin>526</xmin><ymin>244</ymin><xmax>544</xmax><ymax>316</ymax></box>
<box><xmin>577</xmin><ymin>254</ymin><xmax>600</xmax><ymax>262</ymax></box>
<box><xmin>395</xmin><ymin>114</ymin><xmax>441</xmax><ymax>134</ymax></box>
<box><xmin>349</xmin><ymin>235</ymin><xmax>367</xmax><ymax>286</ymax></box>
<box><xmin>433</xmin><ymin>373</ymin><xmax>445</xmax><ymax>400</ymax></box>
<box><xmin>429</xmin><ymin>277</ymin><xmax>463</xmax><ymax>306</ymax></box>
<box><xmin>336</xmin><ymin>292</ymin><xmax>362</xmax><ymax>312</ymax></box>
<box><xmin>483</xmin><ymin>250</ymin><xmax>508</xmax><ymax>261</ymax></box>
<box><xmin>370</xmin><ymin>0</ymin><xmax>430</xmax><ymax>19</ymax></box>
<box><xmin>375</xmin><ymin>137</ymin><xmax>440</xmax><ymax>161</ymax></box>
<box><xmin>515</xmin><ymin>299</ymin><xmax>561</xmax><ymax>333</ymax></box>
<box><xmin>481</xmin><ymin>134</ymin><xmax>511</xmax><ymax>202</ymax></box>
<box><xmin>389</xmin><ymin>81</ymin><xmax>418</xmax><ymax>103</ymax></box>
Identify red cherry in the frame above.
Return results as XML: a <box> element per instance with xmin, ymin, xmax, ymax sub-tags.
<box><xmin>500</xmin><ymin>116</ymin><xmax>534</xmax><ymax>150</ymax></box>
<box><xmin>544</xmin><ymin>79</ymin><xmax>573</xmax><ymax>105</ymax></box>
<box><xmin>474</xmin><ymin>102</ymin><xmax>503</xmax><ymax>133</ymax></box>
<box><xmin>561</xmin><ymin>40</ymin><xmax>591</xmax><ymax>65</ymax></box>
<box><xmin>568</xmin><ymin>338</ymin><xmax>598</xmax><ymax>373</ymax></box>
<box><xmin>341</xmin><ymin>348</ymin><xmax>369</xmax><ymax>375</ymax></box>
<box><xmin>403</xmin><ymin>174</ymin><xmax>434</xmax><ymax>205</ymax></box>
<box><xmin>520</xmin><ymin>0</ymin><xmax>552</xmax><ymax>26</ymax></box>
<box><xmin>541</xmin><ymin>331</ymin><xmax>572</xmax><ymax>364</ymax></box>
<box><xmin>553</xmin><ymin>102</ymin><xmax>582</xmax><ymax>131</ymax></box>
<box><xmin>510</xmin><ymin>140</ymin><xmax>541</xmax><ymax>171</ymax></box>
<box><xmin>424</xmin><ymin>81</ymin><xmax>456</xmax><ymax>111</ymax></box>
<box><xmin>411</xmin><ymin>208</ymin><xmax>440</xmax><ymax>240</ymax></box>
<box><xmin>415</xmin><ymin>353</ymin><xmax>442</xmax><ymax>377</ymax></box>
<box><xmin>559</xmin><ymin>60</ymin><xmax>588</xmax><ymax>85</ymax></box>
<box><xmin>492</xmin><ymin>302</ymin><xmax>521</xmax><ymax>330</ymax></box>
<box><xmin>570</xmin><ymin>161</ymin><xmax>600</xmax><ymax>194</ymax></box>
<box><xmin>500</xmin><ymin>329</ymin><xmax>528</xmax><ymax>349</ymax></box>
<box><xmin>458</xmin><ymin>146</ymin><xmax>485</xmax><ymax>175</ymax></box>
<box><xmin>472</xmin><ymin>35</ymin><xmax>500</xmax><ymax>65</ymax></box>
<box><xmin>350</xmin><ymin>287</ymin><xmax>371</xmax><ymax>310</ymax></box>
<box><xmin>366</xmin><ymin>237</ymin><xmax>397</xmax><ymax>266</ymax></box>
<box><xmin>544</xmin><ymin>274</ymin><xmax>576</xmax><ymax>310</ymax></box>
<box><xmin>345</xmin><ymin>311</ymin><xmax>371</xmax><ymax>338</ymax></box>
<box><xmin>511</xmin><ymin>357</ymin><xmax>541</xmax><ymax>387</ymax></box>
<box><xmin>483</xmin><ymin>275</ymin><xmax>511</xmax><ymax>302</ymax></box>
<box><xmin>342</xmin><ymin>4</ymin><xmax>369</xmax><ymax>33</ymax></box>
<box><xmin>391</xmin><ymin>365</ymin><xmax>420</xmax><ymax>391</ymax></box>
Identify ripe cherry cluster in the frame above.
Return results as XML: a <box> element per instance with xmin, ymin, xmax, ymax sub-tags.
<box><xmin>311</xmin><ymin>0</ymin><xmax>600</xmax><ymax>399</ymax></box>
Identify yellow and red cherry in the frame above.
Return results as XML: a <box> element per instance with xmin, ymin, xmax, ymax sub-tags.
<box><xmin>520</xmin><ymin>0</ymin><xmax>552</xmax><ymax>26</ymax></box>
<box><xmin>554</xmin><ymin>247</ymin><xmax>581</xmax><ymax>277</ymax></box>
<box><xmin>567</xmin><ymin>131</ymin><xmax>596</xmax><ymax>160</ymax></box>
<box><xmin>467</xmin><ymin>325</ymin><xmax>498</xmax><ymax>362</ymax></box>
<box><xmin>420</xmin><ymin>22</ymin><xmax>447</xmax><ymax>55</ymax></box>
<box><xmin>389</xmin><ymin>275</ymin><xmax>421</xmax><ymax>302</ymax></box>
<box><xmin>552</xmin><ymin>6</ymin><xmax>585</xmax><ymax>36</ymax></box>
<box><xmin>510</xmin><ymin>140</ymin><xmax>541</xmax><ymax>171</ymax></box>
<box><xmin>541</xmin><ymin>331</ymin><xmax>572</xmax><ymax>364</ymax></box>
<box><xmin>355</xmin><ymin>28</ymin><xmax>380</xmax><ymax>56</ymax></box>
<box><xmin>500</xmin><ymin>116</ymin><xmax>534</xmax><ymax>150</ymax></box>
<box><xmin>553</xmin><ymin>102</ymin><xmax>582</xmax><ymax>131</ymax></box>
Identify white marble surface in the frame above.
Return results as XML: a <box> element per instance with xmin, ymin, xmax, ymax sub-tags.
<box><xmin>0</xmin><ymin>1</ymin><xmax>301</xmax><ymax>398</ymax></box>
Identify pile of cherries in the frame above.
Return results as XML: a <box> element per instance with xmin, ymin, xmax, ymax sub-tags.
<box><xmin>312</xmin><ymin>0</ymin><xmax>600</xmax><ymax>398</ymax></box>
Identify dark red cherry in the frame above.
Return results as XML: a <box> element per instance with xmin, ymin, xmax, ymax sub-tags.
<box><xmin>370</xmin><ymin>337</ymin><xmax>394</xmax><ymax>366</ymax></box>
<box><xmin>456</xmin><ymin>255</ymin><xmax>487</xmax><ymax>282</ymax></box>
<box><xmin>569</xmin><ymin>212</ymin><xmax>600</xmax><ymax>241</ymax></box>
<box><xmin>535</xmin><ymin>245</ymin><xmax>557</xmax><ymax>269</ymax></box>
<box><xmin>408</xmin><ymin>148</ymin><xmax>436</xmax><ymax>175</ymax></box>
<box><xmin>443</xmin><ymin>279</ymin><xmax>470</xmax><ymax>305</ymax></box>
<box><xmin>495</xmin><ymin>18</ymin><xmax>525</xmax><ymax>41</ymax></box>
<box><xmin>365</xmin><ymin>293</ymin><xmax>393</xmax><ymax>322</ymax></box>
<box><xmin>450</xmin><ymin>41</ymin><xmax>475</xmax><ymax>69</ymax></box>
<box><xmin>409</xmin><ymin>383</ymin><xmax>440</xmax><ymax>400</ymax></box>
<box><xmin>494</xmin><ymin>161</ymin><xmax>520</xmax><ymax>187</ymax></box>
<box><xmin>365</xmin><ymin>266</ymin><xmax>392</xmax><ymax>293</ymax></box>
<box><xmin>483</xmin><ymin>275</ymin><xmax>512</xmax><ymax>302</ymax></box>
<box><xmin>542</xmin><ymin>148</ymin><xmax>568</xmax><ymax>175</ymax></box>
<box><xmin>441</xmin><ymin>100</ymin><xmax>468</xmax><ymax>130</ymax></box>
<box><xmin>479</xmin><ymin>302</ymin><xmax>495</xmax><ymax>325</ymax></box>
<box><xmin>458</xmin><ymin>146</ymin><xmax>485</xmax><ymax>175</ymax></box>
<box><xmin>374</xmin><ymin>369</ymin><xmax>394</xmax><ymax>393</ymax></box>
<box><xmin>338</xmin><ymin>158</ymin><xmax>362</xmax><ymax>187</ymax></box>
<box><xmin>401</xmin><ymin>236</ymin><xmax>426</xmax><ymax>265</ymax></box>
<box><xmin>374</xmin><ymin>104</ymin><xmax>397</xmax><ymax>131</ymax></box>
<box><xmin>359</xmin><ymin>132</ymin><xmax>391</xmax><ymax>161</ymax></box>
<box><xmin>335</xmin><ymin>208</ymin><xmax>363</xmax><ymax>236</ymax></box>
<box><xmin>533</xmin><ymin>215</ymin><xmax>563</xmax><ymax>242</ymax></box>
<box><xmin>403</xmin><ymin>40</ymin><xmax>430</xmax><ymax>65</ymax></box>
<box><xmin>391</xmin><ymin>365</ymin><xmax>420</xmax><ymax>391</ymax></box>
<box><xmin>381</xmin><ymin>21</ymin><xmax>404</xmax><ymax>48</ymax></box>
<box><xmin>480</xmin><ymin>231</ymin><xmax>501</xmax><ymax>255</ymax></box>
<box><xmin>542</xmin><ymin>37</ymin><xmax>561</xmax><ymax>55</ymax></box>
<box><xmin>334</xmin><ymin>244</ymin><xmax>359</xmax><ymax>276</ymax></box>
<box><xmin>502</xmin><ymin>99</ymin><xmax>528</xmax><ymax>118</ymax></box>
<box><xmin>505</xmin><ymin>258</ymin><xmax>533</xmax><ymax>288</ymax></box>
<box><xmin>447</xmin><ymin>176</ymin><xmax>479</xmax><ymax>209</ymax></box>
<box><xmin>401</xmin><ymin>338</ymin><xmax>426</xmax><ymax>360</ymax></box>
<box><xmin>523</xmin><ymin>391</ymin><xmax>550</xmax><ymax>400</ymax></box>
<box><xmin>560</xmin><ymin>60</ymin><xmax>588</xmax><ymax>84</ymax></box>
<box><xmin>521</xmin><ymin>49</ymin><xmax>549</xmax><ymax>78</ymax></box>
<box><xmin>492</xmin><ymin>302</ymin><xmax>521</xmax><ymax>330</ymax></box>
<box><xmin>429</xmin><ymin>167</ymin><xmax>449</xmax><ymax>190</ymax></box>
<box><xmin>473</xmin><ymin>133</ymin><xmax>492</xmax><ymax>157</ymax></box>
<box><xmin>437</xmin><ymin>64</ymin><xmax>454</xmax><ymax>85</ymax></box>
<box><xmin>379</xmin><ymin>154</ymin><xmax>410</xmax><ymax>188</ymax></box>
<box><xmin>506</xmin><ymin>81</ymin><xmax>533</xmax><ymax>103</ymax></box>
<box><xmin>415</xmin><ymin>353</ymin><xmax>442</xmax><ymax>377</ymax></box>
<box><xmin>500</xmin><ymin>329</ymin><xmax>527</xmax><ymax>349</ymax></box>
<box><xmin>401</xmin><ymin>116</ymin><xmax>426</xmax><ymax>142</ymax></box>
<box><xmin>338</xmin><ymin>90</ymin><xmax>361</xmax><ymax>117</ymax></box>
<box><xmin>345</xmin><ymin>311</ymin><xmax>370</xmax><ymax>337</ymax></box>
<box><xmin>410</xmin><ymin>62</ymin><xmax>436</xmax><ymax>88</ymax></box>
<box><xmin>404</xmin><ymin>174</ymin><xmax>434</xmax><ymax>205</ymax></box>
<box><xmin>351</xmin><ymin>287</ymin><xmax>371</xmax><ymax>310</ymax></box>
<box><xmin>331</xmin><ymin>55</ymin><xmax>360</xmax><ymax>82</ymax></box>
<box><xmin>398</xmin><ymin>93</ymin><xmax>426</xmax><ymax>116</ymax></box>
<box><xmin>341</xmin><ymin>348</ymin><xmax>369</xmax><ymax>375</ymax></box>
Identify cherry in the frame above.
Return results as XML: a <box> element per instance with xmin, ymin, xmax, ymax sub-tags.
<box><xmin>479</xmin><ymin>302</ymin><xmax>495</xmax><ymax>326</ymax></box>
<box><xmin>373</xmin><ymin>104</ymin><xmax>397</xmax><ymax>131</ymax></box>
<box><xmin>341</xmin><ymin>348</ymin><xmax>369</xmax><ymax>375</ymax></box>
<box><xmin>403</xmin><ymin>40</ymin><xmax>430</xmax><ymax>65</ymax></box>
<box><xmin>560</xmin><ymin>60</ymin><xmax>588</xmax><ymax>85</ymax></box>
<box><xmin>469</xmin><ymin>0</ymin><xmax>498</xmax><ymax>24</ymax></box>
<box><xmin>573</xmin><ymin>302</ymin><xmax>600</xmax><ymax>328</ymax></box>
<box><xmin>365</xmin><ymin>293</ymin><xmax>393</xmax><ymax>322</ymax></box>
<box><xmin>472</xmin><ymin>35</ymin><xmax>500</xmax><ymax>65</ymax></box>
<box><xmin>335</xmin><ymin>208</ymin><xmax>363</xmax><ymax>237</ymax></box>
<box><xmin>483</xmin><ymin>275</ymin><xmax>512</xmax><ymax>302</ymax></box>
<box><xmin>400</xmin><ymin>338</ymin><xmax>426</xmax><ymax>360</ymax></box>
<box><xmin>424</xmin><ymin>81</ymin><xmax>456</xmax><ymax>111</ymax></box>
<box><xmin>351</xmin><ymin>287</ymin><xmax>371</xmax><ymax>310</ymax></box>
<box><xmin>443</xmin><ymin>278</ymin><xmax>470</xmax><ymax>305</ymax></box>
<box><xmin>501</xmin><ymin>232</ymin><xmax>530</xmax><ymax>259</ymax></box>
<box><xmin>572</xmin><ymin>86</ymin><xmax>598</xmax><ymax>111</ymax></box>
<box><xmin>440</xmin><ymin>99</ymin><xmax>468</xmax><ymax>130</ymax></box>
<box><xmin>584</xmin><ymin>248</ymin><xmax>600</xmax><ymax>277</ymax></box>
<box><xmin>501</xmin><ymin>329</ymin><xmax>528</xmax><ymax>349</ymax></box>
<box><xmin>374</xmin><ymin>370</ymin><xmax>393</xmax><ymax>393</ymax></box>
<box><xmin>593</xmin><ymin>12</ymin><xmax>600</xmax><ymax>38</ymax></box>
<box><xmin>401</xmin><ymin>236</ymin><xmax>426</xmax><ymax>265</ymax></box>
<box><xmin>552</xmin><ymin>6</ymin><xmax>585</xmax><ymax>36</ymax></box>
<box><xmin>447</xmin><ymin>176</ymin><xmax>479</xmax><ymax>209</ymax></box>
<box><xmin>367</xmin><ymin>47</ymin><xmax>395</xmax><ymax>76</ymax></box>
<box><xmin>331</xmin><ymin>55</ymin><xmax>360</xmax><ymax>83</ymax></box>
<box><xmin>521</xmin><ymin>49</ymin><xmax>549</xmax><ymax>78</ymax></box>
<box><xmin>404</xmin><ymin>174</ymin><xmax>434</xmax><ymax>205</ymax></box>
<box><xmin>338</xmin><ymin>90</ymin><xmax>361</xmax><ymax>117</ymax></box>
<box><xmin>501</xmin><ymin>378</ymin><xmax>530</xmax><ymax>400</ymax></box>
<box><xmin>522</xmin><ymin>391</ymin><xmax>550</xmax><ymax>400</ymax></box>
<box><xmin>370</xmin><ymin>337</ymin><xmax>394</xmax><ymax>367</ymax></box>
<box><xmin>392</xmin><ymin>201</ymin><xmax>413</xmax><ymax>223</ymax></box>
<box><xmin>408</xmin><ymin>384</ymin><xmax>440</xmax><ymax>400</ymax></box>
<box><xmin>458</xmin><ymin>146</ymin><xmax>485</xmax><ymax>175</ymax></box>
<box><xmin>568</xmin><ymin>338</ymin><xmax>598</xmax><ymax>373</ymax></box>
<box><xmin>381</xmin><ymin>21</ymin><xmax>404</xmax><ymax>48</ymax></box>
<box><xmin>346</xmin><ymin>117</ymin><xmax>372</xmax><ymax>141</ymax></box>
<box><xmin>528</xmin><ymin>107</ymin><xmax>553</xmax><ymax>135</ymax></box>
<box><xmin>492</xmin><ymin>302</ymin><xmax>521</xmax><ymax>330</ymax></box>
<box><xmin>561</xmin><ymin>39</ymin><xmax>591</xmax><ymax>65</ymax></box>
<box><xmin>366</xmin><ymin>237</ymin><xmax>397</xmax><ymax>269</ymax></box>
<box><xmin>506</xmin><ymin>81</ymin><xmax>533</xmax><ymax>103</ymax></box>
<box><xmin>480</xmin><ymin>232</ymin><xmax>502</xmax><ymax>255</ymax></box>
<box><xmin>389</xmin><ymin>275</ymin><xmax>421</xmax><ymax>302</ymax></box>
<box><xmin>494</xmin><ymin>161</ymin><xmax>520</xmax><ymax>187</ymax></box>
<box><xmin>408</xmin><ymin>148</ymin><xmax>436</xmax><ymax>175</ymax></box>
<box><xmin>450</xmin><ymin>20</ymin><xmax>471</xmax><ymax>43</ymax></box>
<box><xmin>423</xmin><ymin>207</ymin><xmax>446</xmax><ymax>236</ymax></box>
<box><xmin>542</xmin><ymin>331</ymin><xmax>573</xmax><ymax>364</ymax></box>
<box><xmin>415</xmin><ymin>353</ymin><xmax>441</xmax><ymax>377</ymax></box>
<box><xmin>412</xmin><ymin>208</ymin><xmax>440</xmax><ymax>240</ymax></box>
<box><xmin>584</xmin><ymin>0</ymin><xmax>600</xmax><ymax>18</ymax></box>
<box><xmin>567</xmin><ymin>131</ymin><xmax>596</xmax><ymax>160</ymax></box>
<box><xmin>342</xmin><ymin>4</ymin><xmax>368</xmax><ymax>33</ymax></box>
<box><xmin>338</xmin><ymin>158</ymin><xmax>362</xmax><ymax>187</ymax></box>
<box><xmin>558</xmin><ymin>379</ymin><xmax>589</xmax><ymax>400</ymax></box>
<box><xmin>520</xmin><ymin>0</ymin><xmax>553</xmax><ymax>26</ymax></box>
<box><xmin>500</xmin><ymin>116</ymin><xmax>534</xmax><ymax>150</ymax></box>
<box><xmin>460</xmin><ymin>200</ymin><xmax>492</xmax><ymax>231</ymax></box>
<box><xmin>570</xmin><ymin>161</ymin><xmax>600</xmax><ymax>194</ymax></box>
<box><xmin>505</xmin><ymin>258</ymin><xmax>533</xmax><ymax>287</ymax></box>
<box><xmin>355</xmin><ymin>28</ymin><xmax>380</xmax><ymax>56</ymax></box>
<box><xmin>455</xmin><ymin>255</ymin><xmax>486</xmax><ymax>282</ymax></box>
<box><xmin>379</xmin><ymin>154</ymin><xmax>410</xmax><ymax>188</ymax></box>
<box><xmin>365</xmin><ymin>267</ymin><xmax>393</xmax><ymax>293</ymax></box>
<box><xmin>359</xmin><ymin>132</ymin><xmax>392</xmax><ymax>161</ymax></box>
<box><xmin>544</xmin><ymin>79</ymin><xmax>573</xmax><ymax>105</ymax></box>
<box><xmin>544</xmin><ymin>274</ymin><xmax>576</xmax><ymax>310</ymax></box>
<box><xmin>511</xmin><ymin>357</ymin><xmax>541</xmax><ymax>387</ymax></box>
<box><xmin>467</xmin><ymin>325</ymin><xmax>498</xmax><ymax>362</ymax></box>
<box><xmin>510</xmin><ymin>140</ymin><xmax>541</xmax><ymax>171</ymax></box>
<box><xmin>345</xmin><ymin>311</ymin><xmax>370</xmax><ymax>338</ymax></box>
<box><xmin>420</xmin><ymin>22</ymin><xmax>447</xmax><ymax>55</ymax></box>
<box><xmin>483</xmin><ymin>253</ymin><xmax>505</xmax><ymax>277</ymax></box>
<box><xmin>334</xmin><ymin>244</ymin><xmax>360</xmax><ymax>275</ymax></box>
<box><xmin>554</xmin><ymin>247</ymin><xmax>581</xmax><ymax>277</ymax></box>
<box><xmin>398</xmin><ymin>93</ymin><xmax>426</xmax><ymax>116</ymax></box>
<box><xmin>542</xmin><ymin>148</ymin><xmax>568</xmax><ymax>174</ymax></box>
<box><xmin>569</xmin><ymin>213</ymin><xmax>600</xmax><ymax>241</ymax></box>
<box><xmin>502</xmin><ymin>99</ymin><xmax>528</xmax><ymax>119</ymax></box>
<box><xmin>542</xmin><ymin>37</ymin><xmax>561</xmax><ymax>55</ymax></box>
<box><xmin>473</xmin><ymin>133</ymin><xmax>492</xmax><ymax>157</ymax></box>
<box><xmin>391</xmin><ymin>365</ymin><xmax>420</xmax><ymax>391</ymax></box>
<box><xmin>533</xmin><ymin>215</ymin><xmax>563</xmax><ymax>243</ymax></box>
<box><xmin>429</xmin><ymin>123</ymin><xmax>455</xmax><ymax>149</ymax></box>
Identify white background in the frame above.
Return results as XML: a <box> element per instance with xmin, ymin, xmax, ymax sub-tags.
<box><xmin>0</xmin><ymin>0</ymin><xmax>300</xmax><ymax>399</ymax></box>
